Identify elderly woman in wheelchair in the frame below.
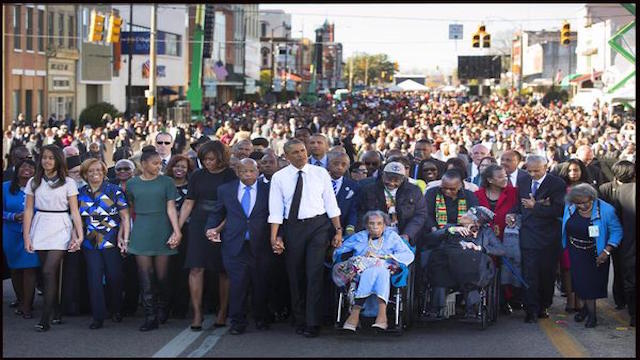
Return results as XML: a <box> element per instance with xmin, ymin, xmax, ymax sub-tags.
<box><xmin>426</xmin><ymin>206</ymin><xmax>506</xmax><ymax>320</ymax></box>
<box><xmin>332</xmin><ymin>210</ymin><xmax>414</xmax><ymax>332</ymax></box>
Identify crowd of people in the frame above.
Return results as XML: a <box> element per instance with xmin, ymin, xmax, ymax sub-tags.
<box><xmin>2</xmin><ymin>89</ymin><xmax>636</xmax><ymax>337</ymax></box>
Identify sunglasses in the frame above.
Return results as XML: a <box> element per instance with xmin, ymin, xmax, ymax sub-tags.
<box><xmin>116</xmin><ymin>167</ymin><xmax>132</xmax><ymax>172</ymax></box>
<box><xmin>156</xmin><ymin>141</ymin><xmax>171</xmax><ymax>145</ymax></box>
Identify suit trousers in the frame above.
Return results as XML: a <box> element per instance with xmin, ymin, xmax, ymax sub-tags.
<box><xmin>521</xmin><ymin>244</ymin><xmax>560</xmax><ymax>315</ymax></box>
<box><xmin>284</xmin><ymin>215</ymin><xmax>331</xmax><ymax>327</ymax></box>
<box><xmin>223</xmin><ymin>241</ymin><xmax>270</xmax><ymax>327</ymax></box>
<box><xmin>83</xmin><ymin>247</ymin><xmax>124</xmax><ymax>322</ymax></box>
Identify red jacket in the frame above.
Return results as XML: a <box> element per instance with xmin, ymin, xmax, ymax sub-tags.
<box><xmin>474</xmin><ymin>186</ymin><xmax>518</xmax><ymax>240</ymax></box>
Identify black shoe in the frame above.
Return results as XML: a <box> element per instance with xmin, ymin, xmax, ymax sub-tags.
<box><xmin>538</xmin><ymin>309</ymin><xmax>550</xmax><ymax>318</ymax></box>
<box><xmin>158</xmin><ymin>309</ymin><xmax>169</xmax><ymax>324</ymax></box>
<box><xmin>303</xmin><ymin>326</ymin><xmax>320</xmax><ymax>338</ymax></box>
<box><xmin>112</xmin><ymin>312</ymin><xmax>123</xmax><ymax>323</ymax></box>
<box><xmin>255</xmin><ymin>320</ymin><xmax>270</xmax><ymax>331</ymax></box>
<box><xmin>574</xmin><ymin>308</ymin><xmax>587</xmax><ymax>322</ymax></box>
<box><xmin>524</xmin><ymin>313</ymin><xmax>538</xmax><ymax>323</ymax></box>
<box><xmin>213</xmin><ymin>322</ymin><xmax>227</xmax><ymax>328</ymax></box>
<box><xmin>9</xmin><ymin>300</ymin><xmax>20</xmax><ymax>308</ymax></box>
<box><xmin>35</xmin><ymin>322</ymin><xmax>50</xmax><ymax>332</ymax></box>
<box><xmin>585</xmin><ymin>314</ymin><xmax>597</xmax><ymax>328</ymax></box>
<box><xmin>89</xmin><ymin>321</ymin><xmax>103</xmax><ymax>329</ymax></box>
<box><xmin>295</xmin><ymin>324</ymin><xmax>306</xmax><ymax>335</ymax></box>
<box><xmin>501</xmin><ymin>303</ymin><xmax>513</xmax><ymax>315</ymax></box>
<box><xmin>229</xmin><ymin>325</ymin><xmax>246</xmax><ymax>335</ymax></box>
<box><xmin>139</xmin><ymin>319</ymin><xmax>159</xmax><ymax>332</ymax></box>
<box><xmin>51</xmin><ymin>315</ymin><xmax>64</xmax><ymax>325</ymax></box>
<box><xmin>615</xmin><ymin>304</ymin><xmax>626</xmax><ymax>310</ymax></box>
<box><xmin>190</xmin><ymin>325</ymin><xmax>202</xmax><ymax>332</ymax></box>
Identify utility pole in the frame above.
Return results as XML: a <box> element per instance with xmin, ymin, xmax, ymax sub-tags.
<box><xmin>126</xmin><ymin>3</ymin><xmax>133</xmax><ymax>118</ymax></box>
<box><xmin>364</xmin><ymin>56</ymin><xmax>369</xmax><ymax>86</ymax></box>
<box><xmin>270</xmin><ymin>27</ymin><xmax>274</xmax><ymax>93</ymax></box>
<box><xmin>241</xmin><ymin>8</ymin><xmax>246</xmax><ymax>97</ymax></box>
<box><xmin>148</xmin><ymin>4</ymin><xmax>157</xmax><ymax>122</ymax></box>
<box><xmin>348</xmin><ymin>57</ymin><xmax>353</xmax><ymax>90</ymax></box>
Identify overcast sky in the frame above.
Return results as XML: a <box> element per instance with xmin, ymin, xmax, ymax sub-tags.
<box><xmin>260</xmin><ymin>3</ymin><xmax>589</xmax><ymax>74</ymax></box>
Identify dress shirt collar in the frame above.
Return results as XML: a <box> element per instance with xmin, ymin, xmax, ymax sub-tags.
<box><xmin>239</xmin><ymin>180</ymin><xmax>257</xmax><ymax>192</ymax></box>
<box><xmin>289</xmin><ymin>163</ymin><xmax>310</xmax><ymax>174</ymax></box>
<box><xmin>533</xmin><ymin>173</ymin><xmax>547</xmax><ymax>188</ymax></box>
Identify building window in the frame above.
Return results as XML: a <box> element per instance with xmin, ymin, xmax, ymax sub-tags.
<box><xmin>38</xmin><ymin>90</ymin><xmax>44</xmax><ymax>116</ymax></box>
<box><xmin>13</xmin><ymin>5</ymin><xmax>21</xmax><ymax>50</ymax></box>
<box><xmin>25</xmin><ymin>90</ymin><xmax>33</xmax><ymax>123</ymax></box>
<box><xmin>58</xmin><ymin>13</ymin><xmax>64</xmax><ymax>46</ymax></box>
<box><xmin>48</xmin><ymin>12</ymin><xmax>55</xmax><ymax>48</ymax></box>
<box><xmin>13</xmin><ymin>91</ymin><xmax>21</xmax><ymax>121</ymax></box>
<box><xmin>82</xmin><ymin>8</ymin><xmax>88</xmax><ymax>42</ymax></box>
<box><xmin>261</xmin><ymin>22</ymin><xmax>266</xmax><ymax>38</ymax></box>
<box><xmin>38</xmin><ymin>9</ymin><xmax>44</xmax><ymax>51</ymax></box>
<box><xmin>26</xmin><ymin>7</ymin><xmax>33</xmax><ymax>50</ymax></box>
<box><xmin>165</xmin><ymin>33</ymin><xmax>181</xmax><ymax>56</ymax></box>
<box><xmin>68</xmin><ymin>15</ymin><xmax>74</xmax><ymax>48</ymax></box>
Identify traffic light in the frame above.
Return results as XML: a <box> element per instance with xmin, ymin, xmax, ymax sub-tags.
<box><xmin>147</xmin><ymin>96</ymin><xmax>155</xmax><ymax>106</ymax></box>
<box><xmin>106</xmin><ymin>13</ymin><xmax>123</xmax><ymax>43</ymax></box>
<box><xmin>393</xmin><ymin>61</ymin><xmax>399</xmax><ymax>71</ymax></box>
<box><xmin>561</xmin><ymin>22</ymin><xmax>571</xmax><ymax>45</ymax></box>
<box><xmin>478</xmin><ymin>25</ymin><xmax>486</xmax><ymax>33</ymax></box>
<box><xmin>472</xmin><ymin>32</ymin><xmax>481</xmax><ymax>48</ymax></box>
<box><xmin>482</xmin><ymin>33</ymin><xmax>491</xmax><ymax>48</ymax></box>
<box><xmin>89</xmin><ymin>10</ymin><xmax>105</xmax><ymax>42</ymax></box>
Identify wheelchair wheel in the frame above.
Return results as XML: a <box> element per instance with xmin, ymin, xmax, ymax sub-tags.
<box><xmin>403</xmin><ymin>266</ymin><xmax>414</xmax><ymax>329</ymax></box>
<box><xmin>491</xmin><ymin>270</ymin><xmax>500</xmax><ymax>323</ymax></box>
<box><xmin>479</xmin><ymin>288</ymin><xmax>488</xmax><ymax>330</ymax></box>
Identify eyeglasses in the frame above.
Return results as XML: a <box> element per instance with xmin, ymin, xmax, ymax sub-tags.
<box><xmin>156</xmin><ymin>141</ymin><xmax>171</xmax><ymax>145</ymax></box>
<box><xmin>116</xmin><ymin>167</ymin><xmax>132</xmax><ymax>172</ymax></box>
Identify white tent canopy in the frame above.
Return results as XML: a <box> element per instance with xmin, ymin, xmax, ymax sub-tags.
<box><xmin>396</xmin><ymin>79</ymin><xmax>429</xmax><ymax>91</ymax></box>
<box><xmin>386</xmin><ymin>84</ymin><xmax>404</xmax><ymax>92</ymax></box>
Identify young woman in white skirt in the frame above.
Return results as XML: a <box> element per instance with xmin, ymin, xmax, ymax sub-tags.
<box><xmin>23</xmin><ymin>145</ymin><xmax>84</xmax><ymax>332</ymax></box>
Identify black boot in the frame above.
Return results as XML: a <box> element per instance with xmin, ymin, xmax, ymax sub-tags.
<box><xmin>158</xmin><ymin>300</ymin><xmax>169</xmax><ymax>325</ymax></box>
<box><xmin>626</xmin><ymin>291</ymin><xmax>635</xmax><ymax>327</ymax></box>
<box><xmin>574</xmin><ymin>306</ymin><xmax>588</xmax><ymax>322</ymax></box>
<box><xmin>585</xmin><ymin>306</ymin><xmax>597</xmax><ymax>328</ymax></box>
<box><xmin>139</xmin><ymin>278</ymin><xmax>158</xmax><ymax>332</ymax></box>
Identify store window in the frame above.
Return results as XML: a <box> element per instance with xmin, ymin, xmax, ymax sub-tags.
<box><xmin>165</xmin><ymin>33</ymin><xmax>181</xmax><ymax>56</ymax></box>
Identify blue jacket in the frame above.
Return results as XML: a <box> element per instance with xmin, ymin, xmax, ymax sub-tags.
<box><xmin>561</xmin><ymin>199</ymin><xmax>623</xmax><ymax>256</ymax></box>
<box><xmin>206</xmin><ymin>180</ymin><xmax>271</xmax><ymax>258</ymax></box>
<box><xmin>336</xmin><ymin>177</ymin><xmax>359</xmax><ymax>229</ymax></box>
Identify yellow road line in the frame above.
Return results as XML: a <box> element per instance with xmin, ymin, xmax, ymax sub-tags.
<box><xmin>539</xmin><ymin>318</ymin><xmax>589</xmax><ymax>358</ymax></box>
<box><xmin>599</xmin><ymin>301</ymin><xmax>632</xmax><ymax>327</ymax></box>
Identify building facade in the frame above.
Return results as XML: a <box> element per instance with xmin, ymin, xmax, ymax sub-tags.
<box><xmin>76</xmin><ymin>5</ymin><xmax>113</xmax><ymax>118</ymax></box>
<box><xmin>316</xmin><ymin>20</ymin><xmax>344</xmax><ymax>91</ymax></box>
<box><xmin>520</xmin><ymin>30</ymin><xmax>578</xmax><ymax>84</ymax></box>
<box><xmin>46</xmin><ymin>5</ymin><xmax>78</xmax><ymax>122</ymax></box>
<box><xmin>3</xmin><ymin>4</ymin><xmax>48</xmax><ymax>128</ymax></box>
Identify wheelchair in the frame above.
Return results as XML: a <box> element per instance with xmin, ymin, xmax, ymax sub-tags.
<box><xmin>412</xmin><ymin>246</ymin><xmax>500</xmax><ymax>330</ymax></box>
<box><xmin>333</xmin><ymin>249</ymin><xmax>416</xmax><ymax>335</ymax></box>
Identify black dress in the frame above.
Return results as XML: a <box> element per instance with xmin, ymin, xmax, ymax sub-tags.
<box><xmin>567</xmin><ymin>212</ymin><xmax>609</xmax><ymax>299</ymax></box>
<box><xmin>184</xmin><ymin>168</ymin><xmax>237</xmax><ymax>272</ymax></box>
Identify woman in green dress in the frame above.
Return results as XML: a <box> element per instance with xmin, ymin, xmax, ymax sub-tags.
<box><xmin>125</xmin><ymin>146</ymin><xmax>182</xmax><ymax>332</ymax></box>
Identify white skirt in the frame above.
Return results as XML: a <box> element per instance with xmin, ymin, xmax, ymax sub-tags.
<box><xmin>30</xmin><ymin>212</ymin><xmax>73</xmax><ymax>251</ymax></box>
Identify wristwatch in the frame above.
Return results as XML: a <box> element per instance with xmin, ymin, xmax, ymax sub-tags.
<box><xmin>603</xmin><ymin>248</ymin><xmax>611</xmax><ymax>256</ymax></box>
<box><xmin>335</xmin><ymin>227</ymin><xmax>342</xmax><ymax>232</ymax></box>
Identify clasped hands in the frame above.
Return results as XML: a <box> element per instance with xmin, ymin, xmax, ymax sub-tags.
<box><xmin>521</xmin><ymin>194</ymin><xmax>551</xmax><ymax>209</ymax></box>
<box><xmin>166</xmin><ymin>231</ymin><xmax>182</xmax><ymax>249</ymax></box>
<box><xmin>206</xmin><ymin>226</ymin><xmax>222</xmax><ymax>243</ymax></box>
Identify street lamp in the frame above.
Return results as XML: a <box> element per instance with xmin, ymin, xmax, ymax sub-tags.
<box><xmin>269</xmin><ymin>21</ymin><xmax>291</xmax><ymax>92</ymax></box>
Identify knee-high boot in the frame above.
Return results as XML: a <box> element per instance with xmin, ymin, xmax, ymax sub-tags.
<box><xmin>139</xmin><ymin>274</ymin><xmax>158</xmax><ymax>332</ymax></box>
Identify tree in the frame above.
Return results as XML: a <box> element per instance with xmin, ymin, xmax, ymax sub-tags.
<box><xmin>79</xmin><ymin>102</ymin><xmax>120</xmax><ymax>129</ymax></box>
<box><xmin>259</xmin><ymin>70</ymin><xmax>272</xmax><ymax>96</ymax></box>
<box><xmin>342</xmin><ymin>53</ymin><xmax>396</xmax><ymax>87</ymax></box>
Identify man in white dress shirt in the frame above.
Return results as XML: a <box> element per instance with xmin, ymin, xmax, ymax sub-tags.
<box><xmin>269</xmin><ymin>139</ymin><xmax>342</xmax><ymax>338</ymax></box>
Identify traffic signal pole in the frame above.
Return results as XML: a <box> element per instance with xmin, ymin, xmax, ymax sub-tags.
<box><xmin>126</xmin><ymin>4</ymin><xmax>133</xmax><ymax>117</ymax></box>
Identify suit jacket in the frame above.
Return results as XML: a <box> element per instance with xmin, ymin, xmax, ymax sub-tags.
<box><xmin>511</xmin><ymin>173</ymin><xmax>566</xmax><ymax>249</ymax></box>
<box><xmin>507</xmin><ymin>168</ymin><xmax>531</xmax><ymax>188</ymax></box>
<box><xmin>335</xmin><ymin>177</ymin><xmax>359</xmax><ymax>229</ymax></box>
<box><xmin>356</xmin><ymin>178</ymin><xmax>427</xmax><ymax>242</ymax></box>
<box><xmin>206</xmin><ymin>180</ymin><xmax>271</xmax><ymax>258</ymax></box>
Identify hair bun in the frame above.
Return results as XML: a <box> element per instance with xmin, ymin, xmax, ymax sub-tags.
<box><xmin>141</xmin><ymin>145</ymin><xmax>157</xmax><ymax>154</ymax></box>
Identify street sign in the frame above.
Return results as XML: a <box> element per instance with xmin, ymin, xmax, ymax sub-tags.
<box><xmin>449</xmin><ymin>24</ymin><xmax>463</xmax><ymax>40</ymax></box>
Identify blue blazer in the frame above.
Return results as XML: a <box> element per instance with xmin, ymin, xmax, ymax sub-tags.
<box><xmin>207</xmin><ymin>180</ymin><xmax>271</xmax><ymax>258</ymax></box>
<box><xmin>562</xmin><ymin>199</ymin><xmax>623</xmax><ymax>256</ymax></box>
<box><xmin>336</xmin><ymin>177</ymin><xmax>359</xmax><ymax>229</ymax></box>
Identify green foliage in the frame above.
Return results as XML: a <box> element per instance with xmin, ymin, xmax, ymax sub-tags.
<box><xmin>79</xmin><ymin>102</ymin><xmax>120</xmax><ymax>129</ymax></box>
<box><xmin>541</xmin><ymin>86</ymin><xmax>569</xmax><ymax>106</ymax></box>
<box><xmin>342</xmin><ymin>53</ymin><xmax>396</xmax><ymax>86</ymax></box>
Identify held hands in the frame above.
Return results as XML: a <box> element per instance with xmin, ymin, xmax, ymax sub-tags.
<box><xmin>505</xmin><ymin>214</ymin><xmax>516</xmax><ymax>227</ymax></box>
<box><xmin>596</xmin><ymin>252</ymin><xmax>609</xmax><ymax>266</ymax></box>
<box><xmin>68</xmin><ymin>233</ymin><xmax>83</xmax><ymax>252</ymax></box>
<box><xmin>271</xmin><ymin>236</ymin><xmax>285</xmax><ymax>255</ymax></box>
<box><xmin>206</xmin><ymin>228</ymin><xmax>221</xmax><ymax>243</ymax></box>
<box><xmin>167</xmin><ymin>231</ymin><xmax>182</xmax><ymax>249</ymax></box>
<box><xmin>14</xmin><ymin>212</ymin><xmax>24</xmax><ymax>223</ymax></box>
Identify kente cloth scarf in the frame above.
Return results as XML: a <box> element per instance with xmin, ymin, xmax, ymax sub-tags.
<box><xmin>435</xmin><ymin>192</ymin><xmax>467</xmax><ymax>228</ymax></box>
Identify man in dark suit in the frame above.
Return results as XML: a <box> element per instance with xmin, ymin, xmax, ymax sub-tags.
<box><xmin>205</xmin><ymin>158</ymin><xmax>271</xmax><ymax>335</ymax></box>
<box><xmin>308</xmin><ymin>134</ymin><xmax>329</xmax><ymax>169</ymax></box>
<box><xmin>410</xmin><ymin>139</ymin><xmax>445</xmax><ymax>180</ymax></box>
<box><xmin>500</xmin><ymin>150</ymin><xmax>529</xmax><ymax>188</ymax></box>
<box><xmin>508</xmin><ymin>155</ymin><xmax>566</xmax><ymax>323</ymax></box>
<box><xmin>327</xmin><ymin>152</ymin><xmax>359</xmax><ymax>235</ymax></box>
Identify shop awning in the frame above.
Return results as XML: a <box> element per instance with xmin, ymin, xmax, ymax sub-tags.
<box><xmin>560</xmin><ymin>73</ymin><xmax>582</xmax><ymax>87</ymax></box>
<box><xmin>159</xmin><ymin>87</ymin><xmax>178</xmax><ymax>95</ymax></box>
<box><xmin>280</xmin><ymin>71</ymin><xmax>303</xmax><ymax>82</ymax></box>
<box><xmin>570</xmin><ymin>71</ymin><xmax>603</xmax><ymax>84</ymax></box>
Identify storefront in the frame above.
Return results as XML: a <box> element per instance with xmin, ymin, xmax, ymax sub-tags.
<box><xmin>47</xmin><ymin>55</ymin><xmax>77</xmax><ymax>121</ymax></box>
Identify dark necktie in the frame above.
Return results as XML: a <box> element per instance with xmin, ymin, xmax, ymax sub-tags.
<box><xmin>289</xmin><ymin>170</ymin><xmax>304</xmax><ymax>221</ymax></box>
<box><xmin>532</xmin><ymin>180</ymin><xmax>539</xmax><ymax>197</ymax></box>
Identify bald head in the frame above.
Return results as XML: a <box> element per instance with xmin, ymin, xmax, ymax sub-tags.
<box><xmin>237</xmin><ymin>158</ymin><xmax>259</xmax><ymax>186</ymax></box>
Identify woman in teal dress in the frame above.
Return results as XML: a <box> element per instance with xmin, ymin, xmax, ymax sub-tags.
<box><xmin>3</xmin><ymin>159</ymin><xmax>40</xmax><ymax>319</ymax></box>
<box><xmin>125</xmin><ymin>146</ymin><xmax>181</xmax><ymax>332</ymax></box>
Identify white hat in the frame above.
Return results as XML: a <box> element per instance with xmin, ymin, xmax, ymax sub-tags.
<box><xmin>383</xmin><ymin>162</ymin><xmax>406</xmax><ymax>176</ymax></box>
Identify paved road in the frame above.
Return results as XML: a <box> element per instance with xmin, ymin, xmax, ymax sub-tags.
<box><xmin>3</xmin><ymin>274</ymin><xmax>635</xmax><ymax>357</ymax></box>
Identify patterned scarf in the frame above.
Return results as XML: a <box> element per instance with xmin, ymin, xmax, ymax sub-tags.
<box><xmin>435</xmin><ymin>192</ymin><xmax>467</xmax><ymax>228</ymax></box>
